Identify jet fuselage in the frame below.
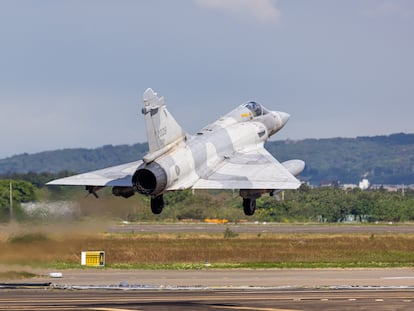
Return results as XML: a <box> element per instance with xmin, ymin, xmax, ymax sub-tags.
<box><xmin>133</xmin><ymin>102</ymin><xmax>290</xmax><ymax>197</ymax></box>
<box><xmin>47</xmin><ymin>89</ymin><xmax>304</xmax><ymax>216</ymax></box>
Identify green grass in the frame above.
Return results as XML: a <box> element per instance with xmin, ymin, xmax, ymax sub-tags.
<box><xmin>2</xmin><ymin>232</ymin><xmax>414</xmax><ymax>269</ymax></box>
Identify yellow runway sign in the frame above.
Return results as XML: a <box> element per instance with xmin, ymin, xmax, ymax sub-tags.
<box><xmin>81</xmin><ymin>251</ymin><xmax>105</xmax><ymax>267</ymax></box>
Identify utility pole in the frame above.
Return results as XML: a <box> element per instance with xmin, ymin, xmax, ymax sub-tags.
<box><xmin>9</xmin><ymin>181</ymin><xmax>13</xmax><ymax>222</ymax></box>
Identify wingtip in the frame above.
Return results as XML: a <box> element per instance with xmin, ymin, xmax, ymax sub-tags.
<box><xmin>46</xmin><ymin>179</ymin><xmax>64</xmax><ymax>186</ymax></box>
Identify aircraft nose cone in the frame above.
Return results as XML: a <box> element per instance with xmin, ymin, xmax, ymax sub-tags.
<box><xmin>268</xmin><ymin>111</ymin><xmax>290</xmax><ymax>136</ymax></box>
<box><xmin>278</xmin><ymin>111</ymin><xmax>290</xmax><ymax>126</ymax></box>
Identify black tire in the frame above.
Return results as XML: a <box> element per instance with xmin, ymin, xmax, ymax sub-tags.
<box><xmin>151</xmin><ymin>195</ymin><xmax>164</xmax><ymax>214</ymax></box>
<box><xmin>243</xmin><ymin>198</ymin><xmax>256</xmax><ymax>216</ymax></box>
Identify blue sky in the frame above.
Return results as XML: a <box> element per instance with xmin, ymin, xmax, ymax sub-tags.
<box><xmin>1</xmin><ymin>0</ymin><xmax>413</xmax><ymax>158</ymax></box>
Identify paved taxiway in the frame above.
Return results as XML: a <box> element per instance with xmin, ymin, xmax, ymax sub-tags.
<box><xmin>108</xmin><ymin>223</ymin><xmax>414</xmax><ymax>234</ymax></box>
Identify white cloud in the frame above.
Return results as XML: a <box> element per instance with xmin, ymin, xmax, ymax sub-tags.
<box><xmin>195</xmin><ymin>0</ymin><xmax>281</xmax><ymax>23</ymax></box>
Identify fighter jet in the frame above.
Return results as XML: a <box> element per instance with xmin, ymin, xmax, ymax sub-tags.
<box><xmin>47</xmin><ymin>88</ymin><xmax>305</xmax><ymax>216</ymax></box>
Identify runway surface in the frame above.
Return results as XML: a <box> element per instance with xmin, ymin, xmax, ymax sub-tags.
<box><xmin>107</xmin><ymin>223</ymin><xmax>414</xmax><ymax>234</ymax></box>
<box><xmin>4</xmin><ymin>268</ymin><xmax>414</xmax><ymax>287</ymax></box>
<box><xmin>2</xmin><ymin>268</ymin><xmax>414</xmax><ymax>310</ymax></box>
<box><xmin>1</xmin><ymin>288</ymin><xmax>414</xmax><ymax>310</ymax></box>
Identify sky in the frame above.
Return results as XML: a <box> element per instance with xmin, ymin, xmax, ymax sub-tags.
<box><xmin>0</xmin><ymin>0</ymin><xmax>413</xmax><ymax>159</ymax></box>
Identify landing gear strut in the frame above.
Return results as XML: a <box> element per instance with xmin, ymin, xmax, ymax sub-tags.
<box><xmin>243</xmin><ymin>198</ymin><xmax>256</xmax><ymax>216</ymax></box>
<box><xmin>151</xmin><ymin>195</ymin><xmax>164</xmax><ymax>214</ymax></box>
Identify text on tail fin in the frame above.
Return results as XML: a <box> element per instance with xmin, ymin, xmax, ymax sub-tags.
<box><xmin>141</xmin><ymin>88</ymin><xmax>186</xmax><ymax>162</ymax></box>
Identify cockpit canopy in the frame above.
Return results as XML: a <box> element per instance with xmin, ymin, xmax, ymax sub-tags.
<box><xmin>242</xmin><ymin>101</ymin><xmax>269</xmax><ymax>117</ymax></box>
<box><xmin>197</xmin><ymin>101</ymin><xmax>271</xmax><ymax>135</ymax></box>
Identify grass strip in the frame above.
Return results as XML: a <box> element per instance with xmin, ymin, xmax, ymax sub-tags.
<box><xmin>2</xmin><ymin>232</ymin><xmax>414</xmax><ymax>269</ymax></box>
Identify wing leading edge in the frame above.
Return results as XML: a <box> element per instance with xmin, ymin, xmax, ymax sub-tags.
<box><xmin>46</xmin><ymin>160</ymin><xmax>143</xmax><ymax>187</ymax></box>
<box><xmin>192</xmin><ymin>147</ymin><xmax>301</xmax><ymax>190</ymax></box>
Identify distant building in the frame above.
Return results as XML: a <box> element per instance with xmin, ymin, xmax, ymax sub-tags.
<box><xmin>370</xmin><ymin>184</ymin><xmax>414</xmax><ymax>192</ymax></box>
<box><xmin>359</xmin><ymin>179</ymin><xmax>370</xmax><ymax>190</ymax></box>
<box><xmin>320</xmin><ymin>180</ymin><xmax>340</xmax><ymax>188</ymax></box>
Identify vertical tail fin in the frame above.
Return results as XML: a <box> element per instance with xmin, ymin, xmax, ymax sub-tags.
<box><xmin>141</xmin><ymin>88</ymin><xmax>186</xmax><ymax>162</ymax></box>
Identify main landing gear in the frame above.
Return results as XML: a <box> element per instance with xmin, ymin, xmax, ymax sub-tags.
<box><xmin>243</xmin><ymin>198</ymin><xmax>256</xmax><ymax>216</ymax></box>
<box><xmin>150</xmin><ymin>195</ymin><xmax>164</xmax><ymax>214</ymax></box>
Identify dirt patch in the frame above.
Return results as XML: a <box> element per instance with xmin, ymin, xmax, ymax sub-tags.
<box><xmin>0</xmin><ymin>271</ymin><xmax>37</xmax><ymax>280</ymax></box>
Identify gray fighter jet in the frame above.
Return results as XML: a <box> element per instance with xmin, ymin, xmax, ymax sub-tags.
<box><xmin>47</xmin><ymin>88</ymin><xmax>305</xmax><ymax>216</ymax></box>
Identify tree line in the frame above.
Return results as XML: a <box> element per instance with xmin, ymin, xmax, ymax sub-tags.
<box><xmin>1</xmin><ymin>134</ymin><xmax>414</xmax><ymax>185</ymax></box>
<box><xmin>255</xmin><ymin>185</ymin><xmax>414</xmax><ymax>223</ymax></box>
<box><xmin>0</xmin><ymin>179</ymin><xmax>37</xmax><ymax>221</ymax></box>
<box><xmin>1</xmin><ymin>172</ymin><xmax>414</xmax><ymax>223</ymax></box>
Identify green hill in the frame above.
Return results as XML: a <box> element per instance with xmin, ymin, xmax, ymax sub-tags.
<box><xmin>1</xmin><ymin>133</ymin><xmax>413</xmax><ymax>185</ymax></box>
<box><xmin>267</xmin><ymin>133</ymin><xmax>414</xmax><ymax>185</ymax></box>
<box><xmin>0</xmin><ymin>143</ymin><xmax>148</xmax><ymax>176</ymax></box>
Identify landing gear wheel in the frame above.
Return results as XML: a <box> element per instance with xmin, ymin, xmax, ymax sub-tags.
<box><xmin>151</xmin><ymin>195</ymin><xmax>164</xmax><ymax>214</ymax></box>
<box><xmin>243</xmin><ymin>198</ymin><xmax>256</xmax><ymax>216</ymax></box>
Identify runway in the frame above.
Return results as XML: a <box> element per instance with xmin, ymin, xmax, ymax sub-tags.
<box><xmin>2</xmin><ymin>269</ymin><xmax>414</xmax><ymax>310</ymax></box>
<box><xmin>5</xmin><ymin>268</ymin><xmax>414</xmax><ymax>288</ymax></box>
<box><xmin>0</xmin><ymin>288</ymin><xmax>414</xmax><ymax>310</ymax></box>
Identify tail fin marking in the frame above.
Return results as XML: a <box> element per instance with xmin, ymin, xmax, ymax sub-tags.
<box><xmin>142</xmin><ymin>88</ymin><xmax>186</xmax><ymax>162</ymax></box>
